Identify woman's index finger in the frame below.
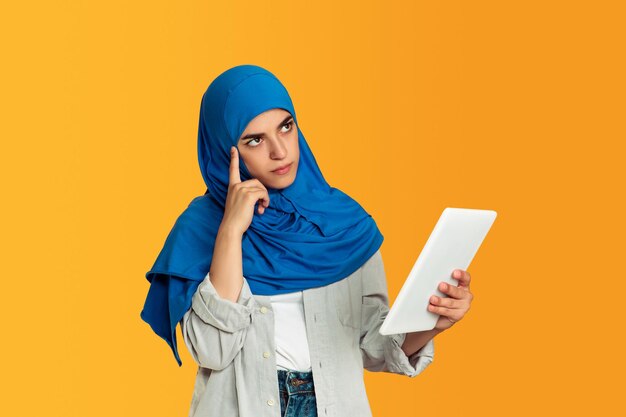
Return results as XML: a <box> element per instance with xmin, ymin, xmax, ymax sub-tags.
<box><xmin>229</xmin><ymin>146</ymin><xmax>241</xmax><ymax>185</ymax></box>
<box><xmin>452</xmin><ymin>269</ymin><xmax>471</xmax><ymax>288</ymax></box>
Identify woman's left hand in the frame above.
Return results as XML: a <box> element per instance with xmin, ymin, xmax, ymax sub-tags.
<box><xmin>428</xmin><ymin>269</ymin><xmax>474</xmax><ymax>331</ymax></box>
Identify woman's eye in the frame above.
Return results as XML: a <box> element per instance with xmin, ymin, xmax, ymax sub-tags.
<box><xmin>281</xmin><ymin>121</ymin><xmax>293</xmax><ymax>132</ymax></box>
<box><xmin>245</xmin><ymin>122</ymin><xmax>293</xmax><ymax>147</ymax></box>
<box><xmin>246</xmin><ymin>138</ymin><xmax>262</xmax><ymax>147</ymax></box>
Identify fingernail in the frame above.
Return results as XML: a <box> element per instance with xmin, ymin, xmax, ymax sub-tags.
<box><xmin>454</xmin><ymin>270</ymin><xmax>461</xmax><ymax>278</ymax></box>
<box><xmin>441</xmin><ymin>283</ymin><xmax>447</xmax><ymax>290</ymax></box>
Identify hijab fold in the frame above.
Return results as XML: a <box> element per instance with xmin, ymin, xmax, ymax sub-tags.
<box><xmin>140</xmin><ymin>65</ymin><xmax>383</xmax><ymax>366</ymax></box>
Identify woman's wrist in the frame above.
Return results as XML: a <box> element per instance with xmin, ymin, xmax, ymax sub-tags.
<box><xmin>218</xmin><ymin>222</ymin><xmax>244</xmax><ymax>239</ymax></box>
<box><xmin>400</xmin><ymin>328</ymin><xmax>441</xmax><ymax>357</ymax></box>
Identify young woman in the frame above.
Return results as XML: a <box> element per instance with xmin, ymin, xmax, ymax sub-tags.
<box><xmin>140</xmin><ymin>64</ymin><xmax>474</xmax><ymax>417</ymax></box>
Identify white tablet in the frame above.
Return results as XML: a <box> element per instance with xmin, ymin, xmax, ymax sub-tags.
<box><xmin>379</xmin><ymin>208</ymin><xmax>497</xmax><ymax>335</ymax></box>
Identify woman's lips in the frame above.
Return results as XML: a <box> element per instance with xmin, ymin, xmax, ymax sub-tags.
<box><xmin>272</xmin><ymin>162</ymin><xmax>292</xmax><ymax>175</ymax></box>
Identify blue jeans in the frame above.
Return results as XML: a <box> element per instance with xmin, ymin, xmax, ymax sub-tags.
<box><xmin>277</xmin><ymin>369</ymin><xmax>318</xmax><ymax>417</ymax></box>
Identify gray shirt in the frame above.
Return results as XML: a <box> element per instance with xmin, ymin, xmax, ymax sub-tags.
<box><xmin>181</xmin><ymin>249</ymin><xmax>435</xmax><ymax>417</ymax></box>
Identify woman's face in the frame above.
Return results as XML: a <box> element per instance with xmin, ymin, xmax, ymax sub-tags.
<box><xmin>237</xmin><ymin>108</ymin><xmax>300</xmax><ymax>190</ymax></box>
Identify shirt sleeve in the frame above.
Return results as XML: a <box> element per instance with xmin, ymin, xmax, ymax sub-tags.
<box><xmin>180</xmin><ymin>272</ymin><xmax>257</xmax><ymax>370</ymax></box>
<box><xmin>359</xmin><ymin>249</ymin><xmax>435</xmax><ymax>378</ymax></box>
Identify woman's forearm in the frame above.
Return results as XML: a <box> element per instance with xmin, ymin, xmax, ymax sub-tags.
<box><xmin>401</xmin><ymin>328</ymin><xmax>442</xmax><ymax>357</ymax></box>
<box><xmin>208</xmin><ymin>224</ymin><xmax>244</xmax><ymax>303</ymax></box>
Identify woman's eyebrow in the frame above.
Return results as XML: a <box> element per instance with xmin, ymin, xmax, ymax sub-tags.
<box><xmin>239</xmin><ymin>115</ymin><xmax>293</xmax><ymax>140</ymax></box>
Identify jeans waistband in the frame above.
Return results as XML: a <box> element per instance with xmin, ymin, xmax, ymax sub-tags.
<box><xmin>277</xmin><ymin>369</ymin><xmax>315</xmax><ymax>394</ymax></box>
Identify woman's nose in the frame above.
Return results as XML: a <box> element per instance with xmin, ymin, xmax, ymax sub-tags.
<box><xmin>268</xmin><ymin>136</ymin><xmax>287</xmax><ymax>159</ymax></box>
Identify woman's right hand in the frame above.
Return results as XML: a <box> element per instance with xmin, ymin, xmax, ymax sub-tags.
<box><xmin>220</xmin><ymin>146</ymin><xmax>270</xmax><ymax>236</ymax></box>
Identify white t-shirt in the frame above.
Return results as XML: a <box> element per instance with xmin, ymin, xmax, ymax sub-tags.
<box><xmin>269</xmin><ymin>290</ymin><xmax>312</xmax><ymax>372</ymax></box>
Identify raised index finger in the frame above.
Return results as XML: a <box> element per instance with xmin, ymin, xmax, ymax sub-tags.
<box><xmin>229</xmin><ymin>146</ymin><xmax>241</xmax><ymax>185</ymax></box>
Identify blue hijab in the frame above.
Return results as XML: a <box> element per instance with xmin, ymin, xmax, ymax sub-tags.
<box><xmin>140</xmin><ymin>64</ymin><xmax>384</xmax><ymax>366</ymax></box>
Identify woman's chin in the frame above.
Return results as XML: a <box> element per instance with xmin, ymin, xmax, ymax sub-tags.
<box><xmin>266</xmin><ymin>176</ymin><xmax>296</xmax><ymax>191</ymax></box>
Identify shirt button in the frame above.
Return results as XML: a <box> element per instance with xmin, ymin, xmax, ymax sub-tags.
<box><xmin>260</xmin><ymin>306</ymin><xmax>268</xmax><ymax>314</ymax></box>
<box><xmin>267</xmin><ymin>399</ymin><xmax>274</xmax><ymax>406</ymax></box>
<box><xmin>263</xmin><ymin>351</ymin><xmax>270</xmax><ymax>358</ymax></box>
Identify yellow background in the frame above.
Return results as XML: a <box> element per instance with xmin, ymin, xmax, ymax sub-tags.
<box><xmin>2</xmin><ymin>0</ymin><xmax>624</xmax><ymax>415</ymax></box>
